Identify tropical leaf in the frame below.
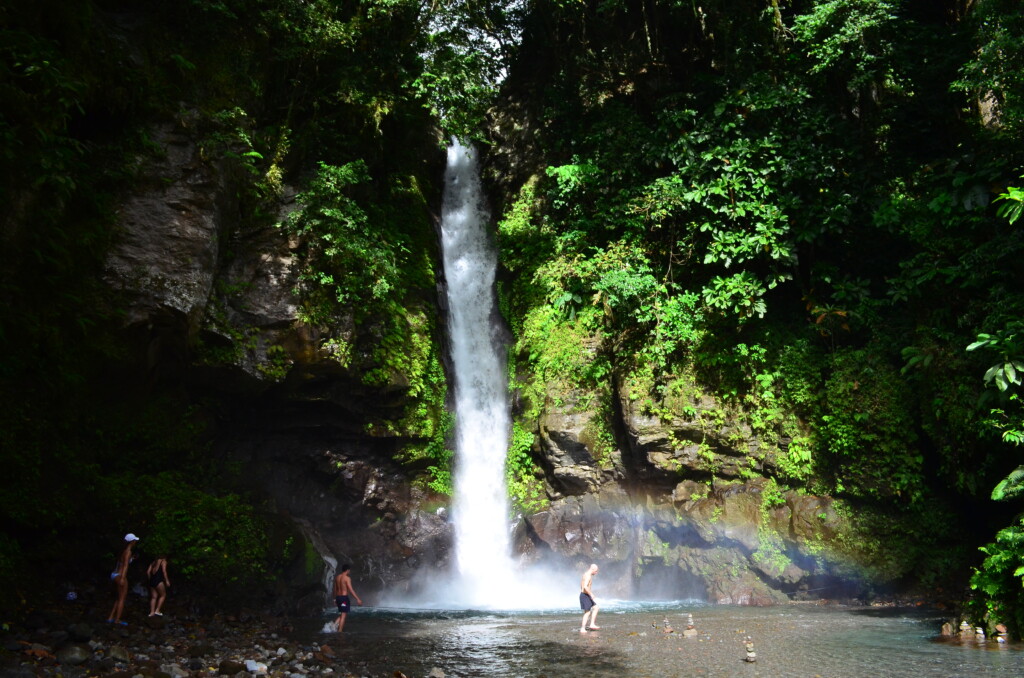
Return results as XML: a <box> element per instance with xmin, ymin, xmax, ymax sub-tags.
<box><xmin>992</xmin><ymin>466</ymin><xmax>1024</xmax><ymax>501</ymax></box>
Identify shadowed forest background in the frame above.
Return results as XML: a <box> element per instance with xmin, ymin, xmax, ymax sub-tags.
<box><xmin>2</xmin><ymin>0</ymin><xmax>1024</xmax><ymax>635</ymax></box>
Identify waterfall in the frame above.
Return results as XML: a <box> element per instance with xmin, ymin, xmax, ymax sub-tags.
<box><xmin>440</xmin><ymin>139</ymin><xmax>515</xmax><ymax>606</ymax></box>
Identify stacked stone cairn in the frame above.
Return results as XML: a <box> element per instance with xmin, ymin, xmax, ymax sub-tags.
<box><xmin>995</xmin><ymin>624</ymin><xmax>1009</xmax><ymax>644</ymax></box>
<box><xmin>744</xmin><ymin>636</ymin><xmax>757</xmax><ymax>663</ymax></box>
<box><xmin>682</xmin><ymin>613</ymin><xmax>697</xmax><ymax>638</ymax></box>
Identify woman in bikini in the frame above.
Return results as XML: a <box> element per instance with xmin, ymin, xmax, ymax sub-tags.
<box><xmin>107</xmin><ymin>533</ymin><xmax>139</xmax><ymax>625</ymax></box>
<box><xmin>147</xmin><ymin>555</ymin><xmax>170</xmax><ymax>616</ymax></box>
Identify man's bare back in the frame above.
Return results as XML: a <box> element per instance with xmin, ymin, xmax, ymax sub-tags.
<box><xmin>333</xmin><ymin>564</ymin><xmax>362</xmax><ymax>632</ymax></box>
<box><xmin>334</xmin><ymin>571</ymin><xmax>355</xmax><ymax>597</ymax></box>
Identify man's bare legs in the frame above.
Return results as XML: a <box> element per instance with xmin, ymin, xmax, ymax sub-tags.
<box><xmin>579</xmin><ymin>563</ymin><xmax>600</xmax><ymax>632</ymax></box>
<box><xmin>335</xmin><ymin>611</ymin><xmax>348</xmax><ymax>633</ymax></box>
<box><xmin>580</xmin><ymin>604</ymin><xmax>601</xmax><ymax>632</ymax></box>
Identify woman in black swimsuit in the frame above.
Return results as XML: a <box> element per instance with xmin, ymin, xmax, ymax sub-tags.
<box><xmin>146</xmin><ymin>556</ymin><xmax>170</xmax><ymax>616</ymax></box>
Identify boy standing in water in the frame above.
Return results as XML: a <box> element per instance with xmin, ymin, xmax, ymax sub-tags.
<box><xmin>579</xmin><ymin>563</ymin><xmax>600</xmax><ymax>633</ymax></box>
<box><xmin>333</xmin><ymin>564</ymin><xmax>363</xmax><ymax>632</ymax></box>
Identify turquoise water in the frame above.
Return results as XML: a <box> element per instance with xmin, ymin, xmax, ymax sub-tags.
<box><xmin>305</xmin><ymin>603</ymin><xmax>1023</xmax><ymax>677</ymax></box>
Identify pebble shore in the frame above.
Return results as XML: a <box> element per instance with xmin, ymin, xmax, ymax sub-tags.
<box><xmin>0</xmin><ymin>607</ymin><xmax>393</xmax><ymax>678</ymax></box>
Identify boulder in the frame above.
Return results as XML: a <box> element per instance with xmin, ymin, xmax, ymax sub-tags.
<box><xmin>218</xmin><ymin>659</ymin><xmax>246</xmax><ymax>675</ymax></box>
<box><xmin>67</xmin><ymin>622</ymin><xmax>93</xmax><ymax>642</ymax></box>
<box><xmin>56</xmin><ymin>644</ymin><xmax>91</xmax><ymax>665</ymax></box>
<box><xmin>108</xmin><ymin>645</ymin><xmax>131</xmax><ymax>662</ymax></box>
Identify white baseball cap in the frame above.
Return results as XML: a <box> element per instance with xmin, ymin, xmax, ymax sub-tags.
<box><xmin>124</xmin><ymin>533</ymin><xmax>140</xmax><ymax>542</ymax></box>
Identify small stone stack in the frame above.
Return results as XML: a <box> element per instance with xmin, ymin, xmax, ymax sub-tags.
<box><xmin>744</xmin><ymin>636</ymin><xmax>757</xmax><ymax>663</ymax></box>
<box><xmin>682</xmin><ymin>613</ymin><xmax>697</xmax><ymax>638</ymax></box>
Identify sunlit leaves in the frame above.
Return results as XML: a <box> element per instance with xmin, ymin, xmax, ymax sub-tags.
<box><xmin>953</xmin><ymin>0</ymin><xmax>1024</xmax><ymax>134</ymax></box>
<box><xmin>967</xmin><ymin>326</ymin><xmax>1024</xmax><ymax>392</ymax></box>
<box><xmin>792</xmin><ymin>0</ymin><xmax>901</xmax><ymax>89</ymax></box>
<box><xmin>702</xmin><ymin>272</ymin><xmax>768</xmax><ymax>319</ymax></box>
<box><xmin>994</xmin><ymin>180</ymin><xmax>1024</xmax><ymax>225</ymax></box>
<box><xmin>416</xmin><ymin>0</ymin><xmax>526</xmax><ymax>138</ymax></box>
<box><xmin>284</xmin><ymin>160</ymin><xmax>409</xmax><ymax>321</ymax></box>
<box><xmin>992</xmin><ymin>466</ymin><xmax>1024</xmax><ymax>502</ymax></box>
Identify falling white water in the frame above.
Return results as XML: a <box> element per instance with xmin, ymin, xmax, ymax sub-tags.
<box><xmin>440</xmin><ymin>139</ymin><xmax>516</xmax><ymax>607</ymax></box>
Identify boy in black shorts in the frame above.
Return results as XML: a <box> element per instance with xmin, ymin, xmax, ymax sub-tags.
<box><xmin>334</xmin><ymin>564</ymin><xmax>363</xmax><ymax>632</ymax></box>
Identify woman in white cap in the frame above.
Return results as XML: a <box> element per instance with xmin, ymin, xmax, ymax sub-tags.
<box><xmin>106</xmin><ymin>533</ymin><xmax>139</xmax><ymax>625</ymax></box>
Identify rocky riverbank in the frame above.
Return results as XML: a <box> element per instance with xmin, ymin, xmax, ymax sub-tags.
<box><xmin>0</xmin><ymin>606</ymin><xmax>373</xmax><ymax>678</ymax></box>
<box><xmin>4</xmin><ymin>602</ymin><xmax>1009</xmax><ymax>678</ymax></box>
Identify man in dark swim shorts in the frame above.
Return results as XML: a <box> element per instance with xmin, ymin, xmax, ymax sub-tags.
<box><xmin>579</xmin><ymin>563</ymin><xmax>600</xmax><ymax>633</ymax></box>
<box><xmin>333</xmin><ymin>564</ymin><xmax>363</xmax><ymax>632</ymax></box>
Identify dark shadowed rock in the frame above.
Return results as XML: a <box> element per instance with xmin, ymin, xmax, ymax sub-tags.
<box><xmin>104</xmin><ymin>119</ymin><xmax>225</xmax><ymax>328</ymax></box>
<box><xmin>218</xmin><ymin>659</ymin><xmax>246</xmax><ymax>675</ymax></box>
<box><xmin>56</xmin><ymin>644</ymin><xmax>90</xmax><ymax>665</ymax></box>
<box><xmin>108</xmin><ymin>645</ymin><xmax>131</xmax><ymax>663</ymax></box>
<box><xmin>66</xmin><ymin>622</ymin><xmax>92</xmax><ymax>642</ymax></box>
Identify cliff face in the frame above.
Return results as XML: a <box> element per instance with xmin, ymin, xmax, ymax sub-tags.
<box><xmin>95</xmin><ymin>107</ymin><xmax>876</xmax><ymax>613</ymax></box>
<box><xmin>98</xmin><ymin>112</ymin><xmax>453</xmax><ymax>612</ymax></box>
<box><xmin>515</xmin><ymin>376</ymin><xmax>853</xmax><ymax>605</ymax></box>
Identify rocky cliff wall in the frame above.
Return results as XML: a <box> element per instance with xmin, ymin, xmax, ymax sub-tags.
<box><xmin>100</xmin><ymin>113</ymin><xmax>453</xmax><ymax>613</ymax></box>
<box><xmin>101</xmin><ymin>114</ymin><xmax>888</xmax><ymax>614</ymax></box>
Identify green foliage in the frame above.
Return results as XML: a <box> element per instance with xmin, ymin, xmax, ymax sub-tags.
<box><xmin>968</xmin><ymin>184</ymin><xmax>1024</xmax><ymax>632</ymax></box>
<box><xmin>952</xmin><ymin>0</ymin><xmax>1024</xmax><ymax>134</ymax></box>
<box><xmin>114</xmin><ymin>472</ymin><xmax>271</xmax><ymax>586</ymax></box>
<box><xmin>966</xmin><ymin>320</ymin><xmax>1024</xmax><ymax>451</ymax></box>
<box><xmin>821</xmin><ymin>498</ymin><xmax>967</xmax><ymax>589</ymax></box>
<box><xmin>4</xmin><ymin>0</ymin><xmax>1024</xmax><ymax>614</ymax></box>
<box><xmin>970</xmin><ymin>512</ymin><xmax>1024</xmax><ymax>636</ymax></box>
<box><xmin>415</xmin><ymin>0</ymin><xmax>524</xmax><ymax>139</ymax></box>
<box><xmin>792</xmin><ymin>0</ymin><xmax>900</xmax><ymax>89</ymax></box>
<box><xmin>777</xmin><ymin>436</ymin><xmax>815</xmax><ymax>482</ymax></box>
<box><xmin>284</xmin><ymin>160</ymin><xmax>405</xmax><ymax>320</ymax></box>
<box><xmin>820</xmin><ymin>348</ymin><xmax>923</xmax><ymax>501</ymax></box>
<box><xmin>992</xmin><ymin>466</ymin><xmax>1024</xmax><ymax>503</ymax></box>
<box><xmin>402</xmin><ymin>409</ymin><xmax>455</xmax><ymax>496</ymax></box>
<box><xmin>761</xmin><ymin>477</ymin><xmax>787</xmax><ymax>510</ymax></box>
<box><xmin>506</xmin><ymin>422</ymin><xmax>547</xmax><ymax>512</ymax></box>
<box><xmin>994</xmin><ymin>179</ymin><xmax>1024</xmax><ymax>225</ymax></box>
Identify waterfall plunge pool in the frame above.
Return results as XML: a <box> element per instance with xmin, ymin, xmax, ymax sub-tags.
<box><xmin>299</xmin><ymin>603</ymin><xmax>1022</xmax><ymax>677</ymax></box>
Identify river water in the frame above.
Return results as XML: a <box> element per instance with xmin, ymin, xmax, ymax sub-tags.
<box><xmin>303</xmin><ymin>603</ymin><xmax>1022</xmax><ymax>677</ymax></box>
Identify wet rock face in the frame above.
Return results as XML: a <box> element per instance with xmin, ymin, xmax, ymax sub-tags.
<box><xmin>511</xmin><ymin>363</ymin><xmax>855</xmax><ymax>605</ymax></box>
<box><xmin>511</xmin><ymin>478</ymin><xmax>846</xmax><ymax>605</ymax></box>
<box><xmin>616</xmin><ymin>380</ymin><xmax>769</xmax><ymax>485</ymax></box>
<box><xmin>104</xmin><ymin>118</ymin><xmax>226</xmax><ymax>328</ymax></box>
<box><xmin>97</xmin><ymin>116</ymin><xmax>451</xmax><ymax>613</ymax></box>
<box><xmin>218</xmin><ymin>422</ymin><xmax>453</xmax><ymax>613</ymax></box>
